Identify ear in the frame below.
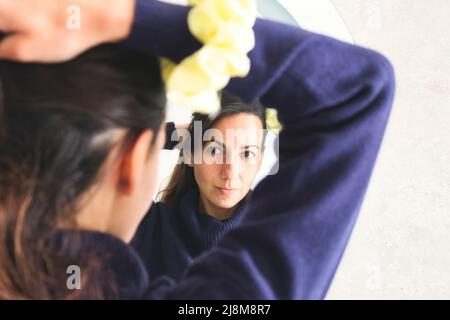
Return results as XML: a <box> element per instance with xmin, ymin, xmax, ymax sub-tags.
<box><xmin>117</xmin><ymin>130</ymin><xmax>154</xmax><ymax>195</ymax></box>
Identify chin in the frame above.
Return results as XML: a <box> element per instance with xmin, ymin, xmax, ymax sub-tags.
<box><xmin>214</xmin><ymin>197</ymin><xmax>240</xmax><ymax>209</ymax></box>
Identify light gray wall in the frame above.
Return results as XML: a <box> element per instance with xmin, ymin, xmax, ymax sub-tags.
<box><xmin>327</xmin><ymin>0</ymin><xmax>450</xmax><ymax>299</ymax></box>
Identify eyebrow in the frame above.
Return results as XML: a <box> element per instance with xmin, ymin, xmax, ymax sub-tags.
<box><xmin>205</xmin><ymin>139</ymin><xmax>260</xmax><ymax>150</ymax></box>
<box><xmin>243</xmin><ymin>145</ymin><xmax>260</xmax><ymax>149</ymax></box>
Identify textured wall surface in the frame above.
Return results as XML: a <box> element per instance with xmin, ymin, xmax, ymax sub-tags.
<box><xmin>326</xmin><ymin>0</ymin><xmax>450</xmax><ymax>299</ymax></box>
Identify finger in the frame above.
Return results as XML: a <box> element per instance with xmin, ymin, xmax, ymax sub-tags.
<box><xmin>0</xmin><ymin>34</ymin><xmax>33</xmax><ymax>62</ymax></box>
<box><xmin>0</xmin><ymin>0</ymin><xmax>22</xmax><ymax>31</ymax></box>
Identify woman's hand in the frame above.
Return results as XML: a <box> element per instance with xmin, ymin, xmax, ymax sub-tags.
<box><xmin>0</xmin><ymin>0</ymin><xmax>135</xmax><ymax>62</ymax></box>
<box><xmin>175</xmin><ymin>123</ymin><xmax>190</xmax><ymax>144</ymax></box>
<box><xmin>175</xmin><ymin>123</ymin><xmax>190</xmax><ymax>131</ymax></box>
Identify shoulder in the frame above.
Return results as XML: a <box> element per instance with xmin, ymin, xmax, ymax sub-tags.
<box><xmin>140</xmin><ymin>201</ymin><xmax>174</xmax><ymax>224</ymax></box>
<box><xmin>131</xmin><ymin>201</ymin><xmax>179</xmax><ymax>245</ymax></box>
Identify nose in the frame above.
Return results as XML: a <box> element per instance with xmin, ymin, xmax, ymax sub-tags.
<box><xmin>220</xmin><ymin>161</ymin><xmax>240</xmax><ymax>181</ymax></box>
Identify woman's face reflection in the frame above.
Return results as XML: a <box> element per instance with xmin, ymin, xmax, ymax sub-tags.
<box><xmin>190</xmin><ymin>113</ymin><xmax>264</xmax><ymax>220</ymax></box>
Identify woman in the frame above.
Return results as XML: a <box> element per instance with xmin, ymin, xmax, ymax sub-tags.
<box><xmin>132</xmin><ymin>92</ymin><xmax>267</xmax><ymax>281</ymax></box>
<box><xmin>0</xmin><ymin>44</ymin><xmax>167</xmax><ymax>299</ymax></box>
<box><xmin>0</xmin><ymin>0</ymin><xmax>395</xmax><ymax>299</ymax></box>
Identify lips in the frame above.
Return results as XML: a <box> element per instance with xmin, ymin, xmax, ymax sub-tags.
<box><xmin>215</xmin><ymin>186</ymin><xmax>238</xmax><ymax>196</ymax></box>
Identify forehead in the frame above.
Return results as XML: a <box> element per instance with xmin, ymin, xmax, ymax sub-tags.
<box><xmin>208</xmin><ymin>113</ymin><xmax>264</xmax><ymax>147</ymax></box>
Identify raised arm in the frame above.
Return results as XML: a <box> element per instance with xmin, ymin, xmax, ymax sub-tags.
<box><xmin>124</xmin><ymin>1</ymin><xmax>395</xmax><ymax>299</ymax></box>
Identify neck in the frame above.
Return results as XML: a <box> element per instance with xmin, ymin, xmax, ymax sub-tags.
<box><xmin>73</xmin><ymin>186</ymin><xmax>131</xmax><ymax>243</ymax></box>
<box><xmin>198</xmin><ymin>194</ymin><xmax>238</xmax><ymax>221</ymax></box>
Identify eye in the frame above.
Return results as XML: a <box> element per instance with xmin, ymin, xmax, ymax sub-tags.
<box><xmin>242</xmin><ymin>150</ymin><xmax>256</xmax><ymax>159</ymax></box>
<box><xmin>206</xmin><ymin>146</ymin><xmax>223</xmax><ymax>156</ymax></box>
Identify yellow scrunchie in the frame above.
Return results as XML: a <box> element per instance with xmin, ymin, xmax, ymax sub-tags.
<box><xmin>265</xmin><ymin>108</ymin><xmax>283</xmax><ymax>133</ymax></box>
<box><xmin>160</xmin><ymin>0</ymin><xmax>257</xmax><ymax>114</ymax></box>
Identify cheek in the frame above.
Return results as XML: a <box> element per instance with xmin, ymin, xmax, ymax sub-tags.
<box><xmin>141</xmin><ymin>155</ymin><xmax>159</xmax><ymax>203</ymax></box>
<box><xmin>193</xmin><ymin>164</ymin><xmax>217</xmax><ymax>189</ymax></box>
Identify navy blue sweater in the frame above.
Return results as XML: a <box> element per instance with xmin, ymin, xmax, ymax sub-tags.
<box><xmin>61</xmin><ymin>0</ymin><xmax>395</xmax><ymax>299</ymax></box>
<box><xmin>131</xmin><ymin>185</ymin><xmax>247</xmax><ymax>282</ymax></box>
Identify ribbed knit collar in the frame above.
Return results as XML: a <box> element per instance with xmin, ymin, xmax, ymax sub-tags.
<box><xmin>177</xmin><ymin>187</ymin><xmax>249</xmax><ymax>252</ymax></box>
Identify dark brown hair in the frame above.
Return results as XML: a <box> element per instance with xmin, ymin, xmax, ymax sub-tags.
<box><xmin>159</xmin><ymin>91</ymin><xmax>266</xmax><ymax>208</ymax></box>
<box><xmin>0</xmin><ymin>44</ymin><xmax>166</xmax><ymax>299</ymax></box>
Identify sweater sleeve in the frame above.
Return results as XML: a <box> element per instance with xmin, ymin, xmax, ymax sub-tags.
<box><xmin>125</xmin><ymin>0</ymin><xmax>396</xmax><ymax>299</ymax></box>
